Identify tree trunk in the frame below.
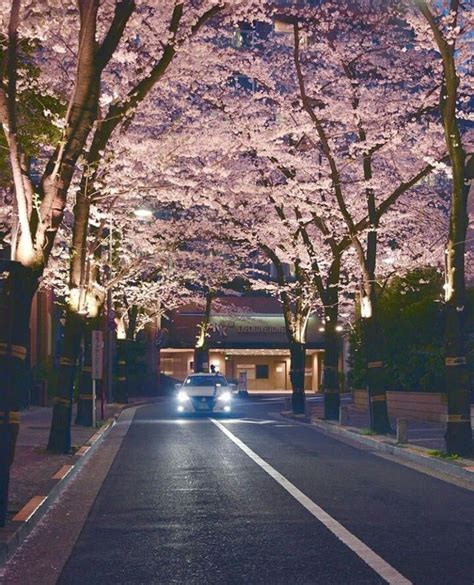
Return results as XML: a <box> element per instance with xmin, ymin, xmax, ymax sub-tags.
<box><xmin>443</xmin><ymin>170</ymin><xmax>472</xmax><ymax>455</ymax></box>
<box><xmin>289</xmin><ymin>341</ymin><xmax>306</xmax><ymax>414</ymax></box>
<box><xmin>0</xmin><ymin>261</ymin><xmax>35</xmax><ymax>526</ymax></box>
<box><xmin>143</xmin><ymin>323</ymin><xmax>160</xmax><ymax>395</ymax></box>
<box><xmin>440</xmin><ymin>43</ymin><xmax>472</xmax><ymax>456</ymax></box>
<box><xmin>444</xmin><ymin>301</ymin><xmax>472</xmax><ymax>455</ymax></box>
<box><xmin>323</xmin><ymin>318</ymin><xmax>340</xmax><ymax>420</ymax></box>
<box><xmin>127</xmin><ymin>305</ymin><xmax>139</xmax><ymax>340</ymax></box>
<box><xmin>415</xmin><ymin>0</ymin><xmax>472</xmax><ymax>457</ymax></box>
<box><xmin>75</xmin><ymin>317</ymin><xmax>101</xmax><ymax>425</ymax></box>
<box><xmin>194</xmin><ymin>347</ymin><xmax>209</xmax><ymax>374</ymax></box>
<box><xmin>47</xmin><ymin>310</ymin><xmax>84</xmax><ymax>453</ymax></box>
<box><xmin>362</xmin><ymin>296</ymin><xmax>391</xmax><ymax>434</ymax></box>
<box><xmin>194</xmin><ymin>291</ymin><xmax>213</xmax><ymax>374</ymax></box>
<box><xmin>322</xmin><ymin>259</ymin><xmax>341</xmax><ymax>420</ymax></box>
<box><xmin>115</xmin><ymin>339</ymin><xmax>129</xmax><ymax>404</ymax></box>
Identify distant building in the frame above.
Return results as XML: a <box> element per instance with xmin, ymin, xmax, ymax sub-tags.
<box><xmin>160</xmin><ymin>296</ymin><xmax>345</xmax><ymax>392</ymax></box>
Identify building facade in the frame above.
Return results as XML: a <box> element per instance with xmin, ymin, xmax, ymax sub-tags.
<box><xmin>160</xmin><ymin>297</ymin><xmax>343</xmax><ymax>392</ymax></box>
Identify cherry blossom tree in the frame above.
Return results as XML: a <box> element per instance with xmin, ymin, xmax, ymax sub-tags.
<box><xmin>118</xmin><ymin>3</ymin><xmax>450</xmax><ymax>421</ymax></box>
<box><xmin>411</xmin><ymin>0</ymin><xmax>473</xmax><ymax>455</ymax></box>
<box><xmin>1</xmin><ymin>0</ymin><xmax>138</xmax><ymax>523</ymax></box>
<box><xmin>264</xmin><ymin>2</ymin><xmax>447</xmax><ymax>429</ymax></box>
<box><xmin>40</xmin><ymin>1</ymin><xmax>263</xmax><ymax>453</ymax></box>
<box><xmin>0</xmin><ymin>0</ymin><xmax>263</xmax><ymax>500</ymax></box>
<box><xmin>177</xmin><ymin>3</ymin><xmax>449</xmax><ymax>423</ymax></box>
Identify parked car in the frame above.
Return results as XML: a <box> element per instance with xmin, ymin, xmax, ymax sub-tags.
<box><xmin>175</xmin><ymin>373</ymin><xmax>234</xmax><ymax>414</ymax></box>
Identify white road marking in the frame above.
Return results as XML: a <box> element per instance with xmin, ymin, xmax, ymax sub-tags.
<box><xmin>408</xmin><ymin>438</ymin><xmax>445</xmax><ymax>443</ymax></box>
<box><xmin>223</xmin><ymin>418</ymin><xmax>277</xmax><ymax>425</ymax></box>
<box><xmin>211</xmin><ymin>418</ymin><xmax>412</xmax><ymax>585</ymax></box>
<box><xmin>260</xmin><ymin>398</ymin><xmax>285</xmax><ymax>402</ymax></box>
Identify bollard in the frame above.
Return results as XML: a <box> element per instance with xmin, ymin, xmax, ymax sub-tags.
<box><xmin>397</xmin><ymin>418</ymin><xmax>408</xmax><ymax>444</ymax></box>
<box><xmin>339</xmin><ymin>405</ymin><xmax>349</xmax><ymax>425</ymax></box>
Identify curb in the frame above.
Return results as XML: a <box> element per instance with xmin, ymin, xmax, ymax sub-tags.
<box><xmin>281</xmin><ymin>412</ymin><xmax>474</xmax><ymax>485</ymax></box>
<box><xmin>0</xmin><ymin>400</ymin><xmax>151</xmax><ymax>568</ymax></box>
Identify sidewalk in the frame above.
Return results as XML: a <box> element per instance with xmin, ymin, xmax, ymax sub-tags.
<box><xmin>283</xmin><ymin>397</ymin><xmax>474</xmax><ymax>484</ymax></box>
<box><xmin>1</xmin><ymin>396</ymin><xmax>156</xmax><ymax>566</ymax></box>
<box><xmin>310</xmin><ymin>400</ymin><xmax>452</xmax><ymax>451</ymax></box>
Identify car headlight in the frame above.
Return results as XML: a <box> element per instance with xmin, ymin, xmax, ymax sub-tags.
<box><xmin>177</xmin><ymin>390</ymin><xmax>189</xmax><ymax>403</ymax></box>
<box><xmin>218</xmin><ymin>391</ymin><xmax>232</xmax><ymax>402</ymax></box>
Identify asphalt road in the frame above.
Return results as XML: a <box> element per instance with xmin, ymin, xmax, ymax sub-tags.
<box><xmin>5</xmin><ymin>396</ymin><xmax>474</xmax><ymax>584</ymax></box>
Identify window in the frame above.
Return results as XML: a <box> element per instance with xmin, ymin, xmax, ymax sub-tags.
<box><xmin>161</xmin><ymin>358</ymin><xmax>173</xmax><ymax>376</ymax></box>
<box><xmin>186</xmin><ymin>375</ymin><xmax>228</xmax><ymax>387</ymax></box>
<box><xmin>256</xmin><ymin>365</ymin><xmax>269</xmax><ymax>379</ymax></box>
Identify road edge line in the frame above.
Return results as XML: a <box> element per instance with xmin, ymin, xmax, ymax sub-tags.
<box><xmin>211</xmin><ymin>418</ymin><xmax>412</xmax><ymax>585</ymax></box>
<box><xmin>0</xmin><ymin>405</ymin><xmax>139</xmax><ymax>568</ymax></box>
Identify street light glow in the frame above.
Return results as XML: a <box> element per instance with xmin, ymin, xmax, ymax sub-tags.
<box><xmin>133</xmin><ymin>208</ymin><xmax>153</xmax><ymax>219</ymax></box>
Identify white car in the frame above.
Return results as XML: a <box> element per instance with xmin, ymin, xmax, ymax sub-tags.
<box><xmin>175</xmin><ymin>373</ymin><xmax>234</xmax><ymax>414</ymax></box>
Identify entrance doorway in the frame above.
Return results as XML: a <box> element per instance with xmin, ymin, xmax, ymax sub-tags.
<box><xmin>275</xmin><ymin>361</ymin><xmax>287</xmax><ymax>390</ymax></box>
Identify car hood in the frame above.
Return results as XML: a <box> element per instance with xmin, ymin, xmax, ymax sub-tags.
<box><xmin>184</xmin><ymin>385</ymin><xmax>225</xmax><ymax>397</ymax></box>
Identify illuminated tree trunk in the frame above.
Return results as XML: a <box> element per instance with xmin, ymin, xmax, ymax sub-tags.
<box><xmin>194</xmin><ymin>291</ymin><xmax>213</xmax><ymax>373</ymax></box>
<box><xmin>194</xmin><ymin>347</ymin><xmax>210</xmax><ymax>374</ymax></box>
<box><xmin>47</xmin><ymin>310</ymin><xmax>84</xmax><ymax>453</ymax></box>
<box><xmin>115</xmin><ymin>339</ymin><xmax>129</xmax><ymax>404</ymax></box>
<box><xmin>415</xmin><ymin>0</ymin><xmax>472</xmax><ymax>456</ymax></box>
<box><xmin>322</xmin><ymin>258</ymin><xmax>341</xmax><ymax>420</ymax></box>
<box><xmin>289</xmin><ymin>341</ymin><xmax>306</xmax><ymax>414</ymax></box>
<box><xmin>362</xmin><ymin>299</ymin><xmax>391</xmax><ymax>434</ymax></box>
<box><xmin>443</xmin><ymin>135</ymin><xmax>471</xmax><ymax>455</ymax></box>
<box><xmin>127</xmin><ymin>305</ymin><xmax>139</xmax><ymax>340</ymax></box>
<box><xmin>75</xmin><ymin>317</ymin><xmax>102</xmax><ymax>425</ymax></box>
<box><xmin>323</xmin><ymin>321</ymin><xmax>340</xmax><ymax>420</ymax></box>
<box><xmin>359</xmin><ymin>230</ymin><xmax>390</xmax><ymax>434</ymax></box>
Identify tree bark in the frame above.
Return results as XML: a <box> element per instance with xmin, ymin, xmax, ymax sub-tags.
<box><xmin>75</xmin><ymin>317</ymin><xmax>101</xmax><ymax>425</ymax></box>
<box><xmin>0</xmin><ymin>261</ymin><xmax>35</xmax><ymax>526</ymax></box>
<box><xmin>322</xmin><ymin>258</ymin><xmax>341</xmax><ymax>420</ymax></box>
<box><xmin>323</xmin><ymin>317</ymin><xmax>340</xmax><ymax>420</ymax></box>
<box><xmin>289</xmin><ymin>341</ymin><xmax>306</xmax><ymax>414</ymax></box>
<box><xmin>47</xmin><ymin>310</ymin><xmax>84</xmax><ymax>453</ymax></box>
<box><xmin>415</xmin><ymin>0</ymin><xmax>472</xmax><ymax>456</ymax></box>
<box><xmin>127</xmin><ymin>305</ymin><xmax>139</xmax><ymax>340</ymax></box>
<box><xmin>194</xmin><ymin>347</ymin><xmax>210</xmax><ymax>374</ymax></box>
<box><xmin>115</xmin><ymin>339</ymin><xmax>129</xmax><ymax>404</ymax></box>
<box><xmin>362</xmin><ymin>293</ymin><xmax>391</xmax><ymax>434</ymax></box>
<box><xmin>443</xmin><ymin>151</ymin><xmax>472</xmax><ymax>454</ymax></box>
<box><xmin>194</xmin><ymin>291</ymin><xmax>213</xmax><ymax>373</ymax></box>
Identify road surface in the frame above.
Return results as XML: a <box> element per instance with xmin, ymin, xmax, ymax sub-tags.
<box><xmin>2</xmin><ymin>396</ymin><xmax>473</xmax><ymax>584</ymax></box>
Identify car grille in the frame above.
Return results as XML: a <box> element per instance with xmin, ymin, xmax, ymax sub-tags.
<box><xmin>191</xmin><ymin>396</ymin><xmax>215</xmax><ymax>411</ymax></box>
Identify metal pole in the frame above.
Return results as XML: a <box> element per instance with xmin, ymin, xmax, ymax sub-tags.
<box><xmin>106</xmin><ymin>214</ymin><xmax>113</xmax><ymax>403</ymax></box>
<box><xmin>92</xmin><ymin>379</ymin><xmax>96</xmax><ymax>428</ymax></box>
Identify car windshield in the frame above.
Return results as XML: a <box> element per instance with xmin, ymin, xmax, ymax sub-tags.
<box><xmin>185</xmin><ymin>375</ymin><xmax>228</xmax><ymax>387</ymax></box>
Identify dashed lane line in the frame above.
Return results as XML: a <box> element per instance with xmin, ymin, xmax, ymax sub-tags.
<box><xmin>211</xmin><ymin>418</ymin><xmax>412</xmax><ymax>585</ymax></box>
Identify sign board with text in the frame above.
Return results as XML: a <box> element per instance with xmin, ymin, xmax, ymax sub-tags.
<box><xmin>92</xmin><ymin>330</ymin><xmax>104</xmax><ymax>380</ymax></box>
<box><xmin>238</xmin><ymin>371</ymin><xmax>248</xmax><ymax>393</ymax></box>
